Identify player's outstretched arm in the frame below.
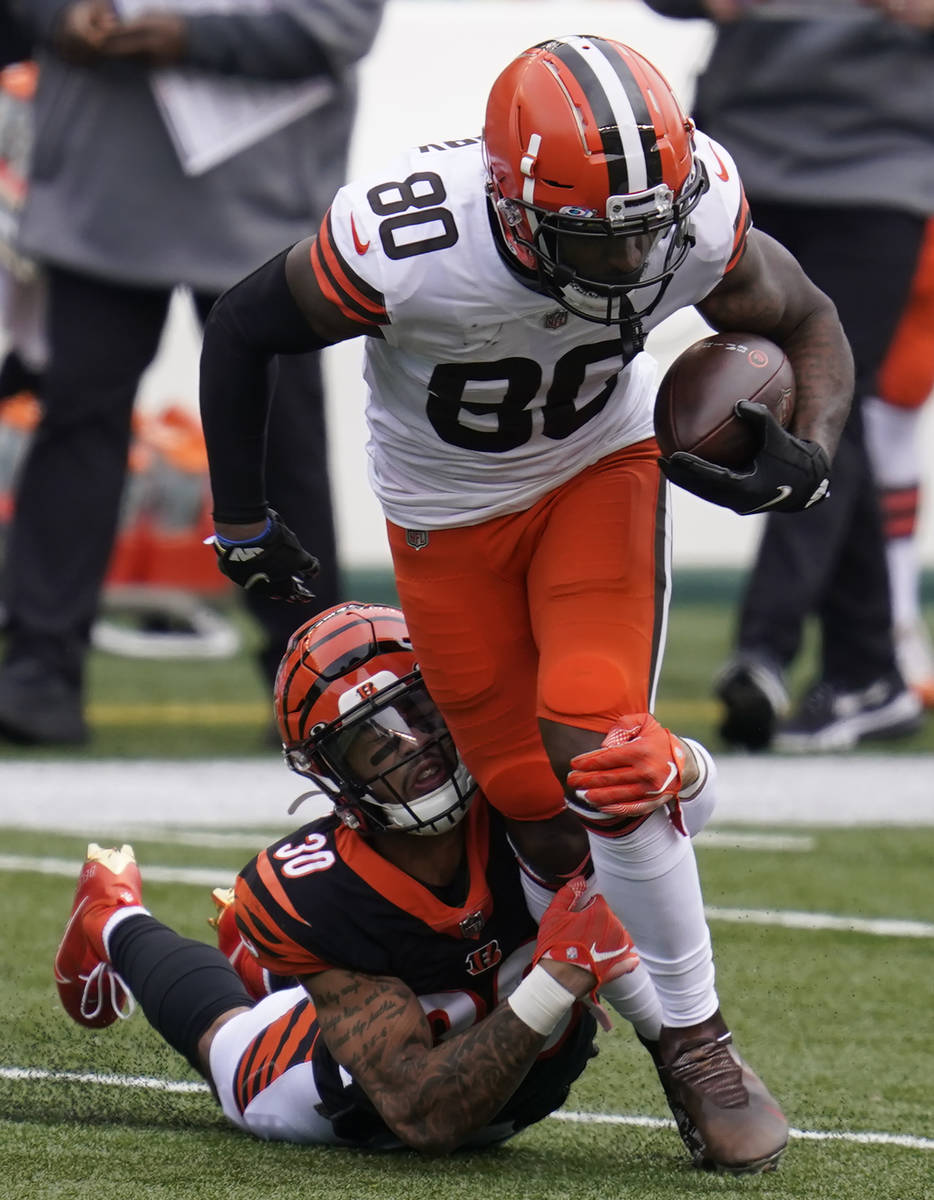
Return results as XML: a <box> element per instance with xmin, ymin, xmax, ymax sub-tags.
<box><xmin>306</xmin><ymin>881</ymin><xmax>637</xmax><ymax>1155</ymax></box>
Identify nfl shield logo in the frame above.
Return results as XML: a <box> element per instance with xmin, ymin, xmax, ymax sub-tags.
<box><xmin>459</xmin><ymin>910</ymin><xmax>486</xmax><ymax>939</ymax></box>
<box><xmin>544</xmin><ymin>309</ymin><xmax>568</xmax><ymax>330</ymax></box>
<box><xmin>405</xmin><ymin>529</ymin><xmax>430</xmax><ymax>550</ymax></box>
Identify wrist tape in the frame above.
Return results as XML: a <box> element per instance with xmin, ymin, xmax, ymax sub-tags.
<box><xmin>507</xmin><ymin>963</ymin><xmax>577</xmax><ymax>1036</ymax></box>
<box><xmin>213</xmin><ymin>516</ymin><xmax>272</xmax><ymax>547</ymax></box>
<box><xmin>678</xmin><ymin>738</ymin><xmax>713</xmax><ymax>800</ymax></box>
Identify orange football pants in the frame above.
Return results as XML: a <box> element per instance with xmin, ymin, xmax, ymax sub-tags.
<box><xmin>387</xmin><ymin>440</ymin><xmax>669</xmax><ymax>822</ymax></box>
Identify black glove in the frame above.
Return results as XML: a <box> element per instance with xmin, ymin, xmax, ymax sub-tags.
<box><xmin>658</xmin><ymin>400</ymin><xmax>831</xmax><ymax>516</ymax></box>
<box><xmin>211</xmin><ymin>510</ymin><xmax>319</xmax><ymax>601</ymax></box>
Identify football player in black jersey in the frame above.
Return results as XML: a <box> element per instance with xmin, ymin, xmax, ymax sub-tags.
<box><xmin>54</xmin><ymin>603</ymin><xmax>642</xmax><ymax>1154</ymax></box>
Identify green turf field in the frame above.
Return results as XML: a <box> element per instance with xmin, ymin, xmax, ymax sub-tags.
<box><xmin>0</xmin><ymin>825</ymin><xmax>931</xmax><ymax>1199</ymax></box>
<box><xmin>1</xmin><ymin>577</ymin><xmax>932</xmax><ymax>1197</ymax></box>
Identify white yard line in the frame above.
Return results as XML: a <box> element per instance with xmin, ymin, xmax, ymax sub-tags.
<box><xmin>2</xmin><ymin>1067</ymin><xmax>931</xmax><ymax>1153</ymax></box>
<box><xmin>2</xmin><ymin>853</ymin><xmax>930</xmax><ymax>938</ymax></box>
<box><xmin>551</xmin><ymin>1109</ymin><xmax>934</xmax><ymax>1152</ymax></box>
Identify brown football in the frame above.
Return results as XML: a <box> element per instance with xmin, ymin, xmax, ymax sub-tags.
<box><xmin>654</xmin><ymin>332</ymin><xmax>795</xmax><ymax>468</ymax></box>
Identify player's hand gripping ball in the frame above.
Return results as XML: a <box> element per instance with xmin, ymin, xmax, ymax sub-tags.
<box><xmin>655</xmin><ymin>332</ymin><xmax>831</xmax><ymax>515</ymax></box>
<box><xmin>654</xmin><ymin>332</ymin><xmax>795</xmax><ymax>468</ymax></box>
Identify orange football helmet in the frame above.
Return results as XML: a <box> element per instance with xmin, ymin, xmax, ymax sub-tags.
<box><xmin>483</xmin><ymin>35</ymin><xmax>708</xmax><ymax>323</ymax></box>
<box><xmin>275</xmin><ymin>602</ymin><xmax>476</xmax><ymax>835</ymax></box>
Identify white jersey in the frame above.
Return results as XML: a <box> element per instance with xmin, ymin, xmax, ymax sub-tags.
<box><xmin>316</xmin><ymin>133</ymin><xmax>748</xmax><ymax>529</ymax></box>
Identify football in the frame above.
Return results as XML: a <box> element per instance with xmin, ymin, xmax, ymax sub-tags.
<box><xmin>654</xmin><ymin>332</ymin><xmax>795</xmax><ymax>468</ymax></box>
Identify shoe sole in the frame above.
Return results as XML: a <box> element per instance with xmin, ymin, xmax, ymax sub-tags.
<box><xmin>704</xmin><ymin>1142</ymin><xmax>786</xmax><ymax>1176</ymax></box>
<box><xmin>775</xmin><ymin>692</ymin><xmax>923</xmax><ymax>753</ymax></box>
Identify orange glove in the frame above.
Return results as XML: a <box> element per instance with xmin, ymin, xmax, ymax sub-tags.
<box><xmin>566</xmin><ymin>713</ymin><xmax>689</xmax><ymax>835</ymax></box>
<box><xmin>532</xmin><ymin>877</ymin><xmax>638</xmax><ymax>989</ymax></box>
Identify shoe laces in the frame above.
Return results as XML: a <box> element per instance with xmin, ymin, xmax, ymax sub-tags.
<box><xmin>80</xmin><ymin>962</ymin><xmax>136</xmax><ymax>1023</ymax></box>
<box><xmin>667</xmin><ymin>1033</ymin><xmax>748</xmax><ymax>1109</ymax></box>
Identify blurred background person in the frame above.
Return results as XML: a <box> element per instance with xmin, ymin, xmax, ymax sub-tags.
<box><xmin>643</xmin><ymin>0</ymin><xmax>933</xmax><ymax>752</ymax></box>
<box><xmin>0</xmin><ymin>7</ymin><xmax>40</xmax><ymax>403</ymax></box>
<box><xmin>864</xmin><ymin>217</ymin><xmax>934</xmax><ymax>710</ymax></box>
<box><xmin>0</xmin><ymin>0</ymin><xmax>386</xmax><ymax>746</ymax></box>
<box><xmin>0</xmin><ymin>0</ymin><xmax>30</xmax><ymax>68</ymax></box>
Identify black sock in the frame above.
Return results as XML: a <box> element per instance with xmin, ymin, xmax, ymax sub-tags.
<box><xmin>109</xmin><ymin>914</ymin><xmax>253</xmax><ymax>1073</ymax></box>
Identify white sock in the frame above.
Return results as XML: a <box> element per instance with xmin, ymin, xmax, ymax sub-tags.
<box><xmin>101</xmin><ymin>905</ymin><xmax>150</xmax><ymax>960</ymax></box>
<box><xmin>520</xmin><ymin>749</ymin><xmax>720</xmax><ymax>1036</ymax></box>
<box><xmin>864</xmin><ymin>396</ymin><xmax>921</xmax><ymax>490</ymax></box>
<box><xmin>518</xmin><ymin>848</ymin><xmax>665</xmax><ymax>1037</ymax></box>
<box><xmin>589</xmin><ymin>809</ymin><xmax>718</xmax><ymax>1028</ymax></box>
<box><xmin>864</xmin><ymin>397</ymin><xmax>925</xmax><ymax>629</ymax></box>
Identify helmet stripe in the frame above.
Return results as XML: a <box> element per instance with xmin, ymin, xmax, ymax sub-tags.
<box><xmin>550</xmin><ymin>36</ymin><xmax>658</xmax><ymax>195</ymax></box>
<box><xmin>548</xmin><ymin>39</ymin><xmax>627</xmax><ymax>194</ymax></box>
<box><xmin>586</xmin><ymin>37</ymin><xmax>664</xmax><ymax>188</ymax></box>
<box><xmin>293</xmin><ymin>638</ymin><xmax>413</xmax><ymax>739</ymax></box>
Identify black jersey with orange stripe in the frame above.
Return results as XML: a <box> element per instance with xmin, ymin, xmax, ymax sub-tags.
<box><xmin>233</xmin><ymin>796</ymin><xmax>599</xmax><ymax>1144</ymax></box>
<box><xmin>235</xmin><ymin>798</ymin><xmax>534</xmax><ymax>1003</ymax></box>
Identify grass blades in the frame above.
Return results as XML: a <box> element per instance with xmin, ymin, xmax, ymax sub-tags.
<box><xmin>1</xmin><ymin>826</ymin><xmax>931</xmax><ymax>1199</ymax></box>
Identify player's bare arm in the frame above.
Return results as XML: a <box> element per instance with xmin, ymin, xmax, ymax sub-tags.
<box><xmin>305</xmin><ymin>964</ymin><xmax>578</xmax><ymax>1155</ymax></box>
<box><xmin>303</xmin><ymin>882</ymin><xmax>636</xmax><ymax>1155</ymax></box>
<box><xmin>698</xmin><ymin>228</ymin><xmax>854</xmax><ymax>459</ymax></box>
<box><xmin>285</xmin><ymin>235</ymin><xmax>383</xmax><ymax>345</ymax></box>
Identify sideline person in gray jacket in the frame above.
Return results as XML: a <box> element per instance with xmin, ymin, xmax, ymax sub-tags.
<box><xmin>643</xmin><ymin>0</ymin><xmax>933</xmax><ymax>752</ymax></box>
<box><xmin>0</xmin><ymin>0</ymin><xmax>386</xmax><ymax>745</ymax></box>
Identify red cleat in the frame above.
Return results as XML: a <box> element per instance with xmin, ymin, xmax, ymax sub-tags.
<box><xmin>54</xmin><ymin>843</ymin><xmax>142</xmax><ymax>1028</ymax></box>
<box><xmin>209</xmin><ymin>887</ymin><xmax>270</xmax><ymax>1001</ymax></box>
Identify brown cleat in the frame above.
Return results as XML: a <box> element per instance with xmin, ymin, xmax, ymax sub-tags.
<box><xmin>657</xmin><ymin>1010</ymin><xmax>788</xmax><ymax>1175</ymax></box>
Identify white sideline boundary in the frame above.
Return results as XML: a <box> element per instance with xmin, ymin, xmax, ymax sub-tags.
<box><xmin>4</xmin><ymin>853</ymin><xmax>931</xmax><ymax>938</ymax></box>
<box><xmin>1</xmin><ymin>1067</ymin><xmax>932</xmax><ymax>1154</ymax></box>
<box><xmin>1</xmin><ymin>754</ymin><xmax>933</xmax><ymax>832</ymax></box>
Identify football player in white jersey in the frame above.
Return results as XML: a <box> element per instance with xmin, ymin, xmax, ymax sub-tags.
<box><xmin>199</xmin><ymin>36</ymin><xmax>853</xmax><ymax>1172</ymax></box>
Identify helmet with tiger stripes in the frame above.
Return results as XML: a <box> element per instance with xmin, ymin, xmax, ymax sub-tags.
<box><xmin>274</xmin><ymin>602</ymin><xmax>476</xmax><ymax>835</ymax></box>
<box><xmin>483</xmin><ymin>34</ymin><xmax>707</xmax><ymax>323</ymax></box>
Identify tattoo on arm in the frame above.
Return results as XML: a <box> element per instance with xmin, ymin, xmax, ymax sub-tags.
<box><xmin>698</xmin><ymin>229</ymin><xmax>854</xmax><ymax>455</ymax></box>
<box><xmin>306</xmin><ymin>969</ymin><xmax>546</xmax><ymax>1154</ymax></box>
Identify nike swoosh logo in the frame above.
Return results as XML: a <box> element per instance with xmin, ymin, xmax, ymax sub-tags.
<box><xmin>590</xmin><ymin>942</ymin><xmax>632</xmax><ymax>963</ymax></box>
<box><xmin>749</xmin><ymin>484</ymin><xmax>792</xmax><ymax>513</ymax></box>
<box><xmin>646</xmin><ymin>760</ymin><xmax>678</xmax><ymax>797</ymax></box>
<box><xmin>350</xmin><ymin>213</ymin><xmax>370</xmax><ymax>255</ymax></box>
<box><xmin>53</xmin><ymin>897</ymin><xmax>88</xmax><ymax>983</ymax></box>
<box><xmin>710</xmin><ymin>146</ymin><xmax>729</xmax><ymax>182</ymax></box>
